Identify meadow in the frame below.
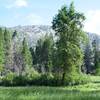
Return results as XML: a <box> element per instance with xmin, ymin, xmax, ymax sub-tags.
<box><xmin>0</xmin><ymin>76</ymin><xmax>100</xmax><ymax>100</ymax></box>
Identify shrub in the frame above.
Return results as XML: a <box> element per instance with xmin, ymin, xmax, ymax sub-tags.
<box><xmin>65</xmin><ymin>73</ymin><xmax>91</xmax><ymax>86</ymax></box>
<box><xmin>2</xmin><ymin>72</ymin><xmax>15</xmax><ymax>86</ymax></box>
<box><xmin>25</xmin><ymin>72</ymin><xmax>55</xmax><ymax>86</ymax></box>
<box><xmin>95</xmin><ymin>63</ymin><xmax>100</xmax><ymax>75</ymax></box>
<box><xmin>13</xmin><ymin>75</ymin><xmax>27</xmax><ymax>86</ymax></box>
<box><xmin>25</xmin><ymin>69</ymin><xmax>40</xmax><ymax>85</ymax></box>
<box><xmin>36</xmin><ymin>73</ymin><xmax>54</xmax><ymax>86</ymax></box>
<box><xmin>26</xmin><ymin>69</ymin><xmax>40</xmax><ymax>81</ymax></box>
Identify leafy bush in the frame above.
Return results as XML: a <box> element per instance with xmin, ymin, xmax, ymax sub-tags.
<box><xmin>0</xmin><ymin>68</ymin><xmax>91</xmax><ymax>86</ymax></box>
<box><xmin>13</xmin><ymin>75</ymin><xmax>27</xmax><ymax>86</ymax></box>
<box><xmin>26</xmin><ymin>69</ymin><xmax>40</xmax><ymax>81</ymax></box>
<box><xmin>2</xmin><ymin>72</ymin><xmax>15</xmax><ymax>86</ymax></box>
<box><xmin>36</xmin><ymin>73</ymin><xmax>54</xmax><ymax>86</ymax></box>
<box><xmin>65</xmin><ymin>73</ymin><xmax>91</xmax><ymax>86</ymax></box>
<box><xmin>25</xmin><ymin>69</ymin><xmax>40</xmax><ymax>85</ymax></box>
<box><xmin>95</xmin><ymin>63</ymin><xmax>100</xmax><ymax>75</ymax></box>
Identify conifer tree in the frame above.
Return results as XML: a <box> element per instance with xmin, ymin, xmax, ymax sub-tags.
<box><xmin>22</xmin><ymin>38</ymin><xmax>33</xmax><ymax>71</ymax></box>
<box><xmin>35</xmin><ymin>34</ymin><xmax>54</xmax><ymax>73</ymax></box>
<box><xmin>92</xmin><ymin>39</ymin><xmax>100</xmax><ymax>75</ymax></box>
<box><xmin>0</xmin><ymin>28</ymin><xmax>5</xmax><ymax>74</ymax></box>
<box><xmin>4</xmin><ymin>29</ymin><xmax>12</xmax><ymax>71</ymax></box>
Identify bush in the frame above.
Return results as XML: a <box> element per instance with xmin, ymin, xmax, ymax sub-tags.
<box><xmin>38</xmin><ymin>73</ymin><xmax>54</xmax><ymax>86</ymax></box>
<box><xmin>95</xmin><ymin>63</ymin><xmax>100</xmax><ymax>75</ymax></box>
<box><xmin>0</xmin><ymin>68</ymin><xmax>91</xmax><ymax>86</ymax></box>
<box><xmin>25</xmin><ymin>69</ymin><xmax>40</xmax><ymax>85</ymax></box>
<box><xmin>26</xmin><ymin>69</ymin><xmax>40</xmax><ymax>81</ymax></box>
<box><xmin>13</xmin><ymin>75</ymin><xmax>27</xmax><ymax>86</ymax></box>
<box><xmin>32</xmin><ymin>73</ymin><xmax>54</xmax><ymax>86</ymax></box>
<box><xmin>2</xmin><ymin>72</ymin><xmax>15</xmax><ymax>86</ymax></box>
<box><xmin>65</xmin><ymin>73</ymin><xmax>91</xmax><ymax>86</ymax></box>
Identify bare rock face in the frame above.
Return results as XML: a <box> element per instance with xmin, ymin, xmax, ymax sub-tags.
<box><xmin>87</xmin><ymin>32</ymin><xmax>100</xmax><ymax>50</ymax></box>
<box><xmin>9</xmin><ymin>25</ymin><xmax>54</xmax><ymax>47</ymax></box>
<box><xmin>9</xmin><ymin>25</ymin><xmax>100</xmax><ymax>49</ymax></box>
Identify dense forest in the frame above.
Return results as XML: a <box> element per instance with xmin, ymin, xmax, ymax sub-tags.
<box><xmin>0</xmin><ymin>2</ymin><xmax>100</xmax><ymax>86</ymax></box>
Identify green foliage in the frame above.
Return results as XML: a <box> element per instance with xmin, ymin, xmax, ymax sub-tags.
<box><xmin>95</xmin><ymin>63</ymin><xmax>100</xmax><ymax>75</ymax></box>
<box><xmin>4</xmin><ymin>29</ymin><xmax>12</xmax><ymax>71</ymax></box>
<box><xmin>22</xmin><ymin>38</ymin><xmax>33</xmax><ymax>69</ymax></box>
<box><xmin>65</xmin><ymin>74</ymin><xmax>90</xmax><ymax>85</ymax></box>
<box><xmin>0</xmin><ymin>2</ymin><xmax>99</xmax><ymax>87</ymax></box>
<box><xmin>84</xmin><ymin>42</ymin><xmax>94</xmax><ymax>74</ymax></box>
<box><xmin>13</xmin><ymin>75</ymin><xmax>27</xmax><ymax>86</ymax></box>
<box><xmin>1</xmin><ymin>82</ymin><xmax>100</xmax><ymax>100</ymax></box>
<box><xmin>2</xmin><ymin>72</ymin><xmax>15</xmax><ymax>86</ymax></box>
<box><xmin>92</xmin><ymin>40</ymin><xmax>100</xmax><ymax>75</ymax></box>
<box><xmin>26</xmin><ymin>69</ymin><xmax>40</xmax><ymax>80</ymax></box>
<box><xmin>38</xmin><ymin>73</ymin><xmax>54</xmax><ymax>86</ymax></box>
<box><xmin>35</xmin><ymin>34</ymin><xmax>54</xmax><ymax>73</ymax></box>
<box><xmin>0</xmin><ymin>28</ymin><xmax>5</xmax><ymax>73</ymax></box>
<box><xmin>52</xmin><ymin>2</ymin><xmax>87</xmax><ymax>84</ymax></box>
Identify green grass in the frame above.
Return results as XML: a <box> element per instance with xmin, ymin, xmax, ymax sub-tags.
<box><xmin>0</xmin><ymin>76</ymin><xmax>100</xmax><ymax>100</ymax></box>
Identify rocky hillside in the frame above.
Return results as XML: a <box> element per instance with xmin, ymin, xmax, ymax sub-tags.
<box><xmin>9</xmin><ymin>25</ymin><xmax>100</xmax><ymax>48</ymax></box>
<box><xmin>87</xmin><ymin>32</ymin><xmax>100</xmax><ymax>50</ymax></box>
<box><xmin>9</xmin><ymin>25</ymin><xmax>54</xmax><ymax>47</ymax></box>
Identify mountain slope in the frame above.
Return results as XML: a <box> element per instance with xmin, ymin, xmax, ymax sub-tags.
<box><xmin>9</xmin><ymin>25</ymin><xmax>100</xmax><ymax>48</ymax></box>
<box><xmin>9</xmin><ymin>25</ymin><xmax>54</xmax><ymax>47</ymax></box>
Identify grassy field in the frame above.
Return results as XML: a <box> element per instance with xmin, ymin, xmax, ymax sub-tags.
<box><xmin>0</xmin><ymin>76</ymin><xmax>100</xmax><ymax>100</ymax></box>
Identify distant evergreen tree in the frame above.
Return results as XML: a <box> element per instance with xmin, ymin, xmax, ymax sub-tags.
<box><xmin>30</xmin><ymin>47</ymin><xmax>35</xmax><ymax>65</ymax></box>
<box><xmin>41</xmin><ymin>34</ymin><xmax>54</xmax><ymax>73</ymax></box>
<box><xmin>0</xmin><ymin>28</ymin><xmax>5</xmax><ymax>74</ymax></box>
<box><xmin>35</xmin><ymin>34</ymin><xmax>54</xmax><ymax>73</ymax></box>
<box><xmin>84</xmin><ymin>42</ymin><xmax>94</xmax><ymax>74</ymax></box>
<box><xmin>12</xmin><ymin>30</ymin><xmax>17</xmax><ymax>39</ymax></box>
<box><xmin>4</xmin><ymin>29</ymin><xmax>12</xmax><ymax>72</ymax></box>
<box><xmin>22</xmin><ymin>38</ymin><xmax>33</xmax><ymax>71</ymax></box>
<box><xmin>35</xmin><ymin>38</ymin><xmax>44</xmax><ymax>72</ymax></box>
<box><xmin>92</xmin><ymin>39</ymin><xmax>100</xmax><ymax>75</ymax></box>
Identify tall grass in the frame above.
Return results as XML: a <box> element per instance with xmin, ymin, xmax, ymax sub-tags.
<box><xmin>0</xmin><ymin>75</ymin><xmax>100</xmax><ymax>100</ymax></box>
<box><xmin>0</xmin><ymin>83</ymin><xmax>100</xmax><ymax>100</ymax></box>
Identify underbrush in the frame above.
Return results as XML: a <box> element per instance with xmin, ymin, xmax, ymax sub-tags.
<box><xmin>0</xmin><ymin>71</ymin><xmax>91</xmax><ymax>86</ymax></box>
<box><xmin>0</xmin><ymin>84</ymin><xmax>100</xmax><ymax>100</ymax></box>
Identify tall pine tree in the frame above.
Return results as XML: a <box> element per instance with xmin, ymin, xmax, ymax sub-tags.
<box><xmin>92</xmin><ymin>39</ymin><xmax>100</xmax><ymax>75</ymax></box>
<box><xmin>4</xmin><ymin>29</ymin><xmax>12</xmax><ymax>72</ymax></box>
<box><xmin>22</xmin><ymin>38</ymin><xmax>33</xmax><ymax>71</ymax></box>
<box><xmin>35</xmin><ymin>34</ymin><xmax>54</xmax><ymax>73</ymax></box>
<box><xmin>0</xmin><ymin>28</ymin><xmax>5</xmax><ymax>74</ymax></box>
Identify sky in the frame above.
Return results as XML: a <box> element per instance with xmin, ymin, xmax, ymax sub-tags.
<box><xmin>0</xmin><ymin>0</ymin><xmax>100</xmax><ymax>34</ymax></box>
